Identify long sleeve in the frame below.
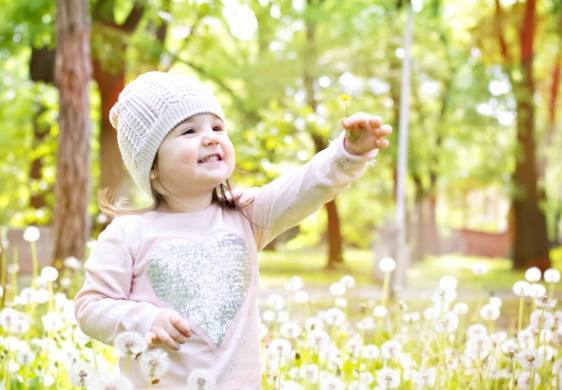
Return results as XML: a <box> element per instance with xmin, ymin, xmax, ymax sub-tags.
<box><xmin>242</xmin><ymin>131</ymin><xmax>378</xmax><ymax>250</ymax></box>
<box><xmin>73</xmin><ymin>218</ymin><xmax>162</xmax><ymax>345</ymax></box>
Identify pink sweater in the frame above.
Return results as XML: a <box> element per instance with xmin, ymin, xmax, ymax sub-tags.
<box><xmin>74</xmin><ymin>133</ymin><xmax>377</xmax><ymax>389</ymax></box>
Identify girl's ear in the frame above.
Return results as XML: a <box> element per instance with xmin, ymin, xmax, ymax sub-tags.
<box><xmin>149</xmin><ymin>169</ymin><xmax>157</xmax><ymax>180</ymax></box>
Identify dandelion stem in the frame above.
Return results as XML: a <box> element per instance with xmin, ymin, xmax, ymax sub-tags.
<box><xmin>30</xmin><ymin>241</ymin><xmax>39</xmax><ymax>288</ymax></box>
<box><xmin>381</xmin><ymin>272</ymin><xmax>390</xmax><ymax>307</ymax></box>
<box><xmin>517</xmin><ymin>295</ymin><xmax>524</xmax><ymax>334</ymax></box>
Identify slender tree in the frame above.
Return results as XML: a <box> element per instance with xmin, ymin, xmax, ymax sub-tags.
<box><xmin>52</xmin><ymin>0</ymin><xmax>92</xmax><ymax>268</ymax></box>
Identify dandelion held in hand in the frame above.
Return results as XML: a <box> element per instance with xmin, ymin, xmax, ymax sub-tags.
<box><xmin>339</xmin><ymin>94</ymin><xmax>361</xmax><ymax>142</ymax></box>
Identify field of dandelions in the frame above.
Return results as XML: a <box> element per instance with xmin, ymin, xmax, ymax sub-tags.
<box><xmin>1</xmin><ymin>227</ymin><xmax>562</xmax><ymax>389</ymax></box>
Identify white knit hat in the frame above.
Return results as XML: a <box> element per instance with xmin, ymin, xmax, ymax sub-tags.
<box><xmin>109</xmin><ymin>71</ymin><xmax>225</xmax><ymax>195</ymax></box>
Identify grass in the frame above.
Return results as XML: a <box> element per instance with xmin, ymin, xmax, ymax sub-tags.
<box><xmin>258</xmin><ymin>246</ymin><xmax>562</xmax><ymax>292</ymax></box>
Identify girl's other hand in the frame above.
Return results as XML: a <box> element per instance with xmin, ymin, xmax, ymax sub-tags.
<box><xmin>341</xmin><ymin>112</ymin><xmax>392</xmax><ymax>155</ymax></box>
<box><xmin>145</xmin><ymin>308</ymin><xmax>192</xmax><ymax>351</ymax></box>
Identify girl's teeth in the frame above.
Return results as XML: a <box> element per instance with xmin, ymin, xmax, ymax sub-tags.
<box><xmin>202</xmin><ymin>155</ymin><xmax>219</xmax><ymax>163</ymax></box>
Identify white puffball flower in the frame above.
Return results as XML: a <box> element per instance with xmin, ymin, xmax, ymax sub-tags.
<box><xmin>544</xmin><ymin>268</ymin><xmax>560</xmax><ymax>284</ymax></box>
<box><xmin>472</xmin><ymin>263</ymin><xmax>488</xmax><ymax>276</ymax></box>
<box><xmin>373</xmin><ymin>305</ymin><xmax>388</xmax><ymax>318</ymax></box>
<box><xmin>329</xmin><ymin>282</ymin><xmax>346</xmax><ymax>297</ymax></box>
<box><xmin>411</xmin><ymin>368</ymin><xmax>436</xmax><ymax>387</ymax></box>
<box><xmin>266</xmin><ymin>294</ymin><xmax>285</xmax><ymax>311</ymax></box>
<box><xmin>530</xmin><ymin>283</ymin><xmax>546</xmax><ymax>298</ymax></box>
<box><xmin>324</xmin><ymin>308</ymin><xmax>345</xmax><ymax>326</ymax></box>
<box><xmin>114</xmin><ymin>331</ymin><xmax>147</xmax><ymax>358</ymax></box>
<box><xmin>360</xmin><ymin>344</ymin><xmax>379</xmax><ymax>359</ymax></box>
<box><xmin>90</xmin><ymin>373</ymin><xmax>135</xmax><ymax>390</ymax></box>
<box><xmin>453</xmin><ymin>302</ymin><xmax>469</xmax><ymax>316</ymax></box>
<box><xmin>500</xmin><ymin>338</ymin><xmax>519</xmax><ymax>358</ymax></box>
<box><xmin>307</xmin><ymin>330</ymin><xmax>330</xmax><ymax>348</ymax></box>
<box><xmin>439</xmin><ymin>275</ymin><xmax>458</xmax><ymax>291</ymax></box>
<box><xmin>335</xmin><ymin>297</ymin><xmax>347</xmax><ymax>308</ymax></box>
<box><xmin>262</xmin><ymin>310</ymin><xmax>276</xmax><ymax>323</ymax></box>
<box><xmin>280</xmin><ymin>322</ymin><xmax>302</xmax><ymax>340</ymax></box>
<box><xmin>285</xmin><ymin>276</ymin><xmax>303</xmax><ymax>292</ymax></box>
<box><xmin>139</xmin><ymin>348</ymin><xmax>170</xmax><ymax>380</ymax></box>
<box><xmin>41</xmin><ymin>312</ymin><xmax>64</xmax><ymax>332</ymax></box>
<box><xmin>516</xmin><ymin>371</ymin><xmax>540</xmax><ymax>389</ymax></box>
<box><xmin>40</xmin><ymin>267</ymin><xmax>59</xmax><ymax>283</ymax></box>
<box><xmin>294</xmin><ymin>290</ymin><xmax>309</xmax><ymax>304</ymax></box>
<box><xmin>186</xmin><ymin>368</ymin><xmax>216</xmax><ymax>390</ymax></box>
<box><xmin>434</xmin><ymin>312</ymin><xmax>459</xmax><ymax>333</ymax></box>
<box><xmin>23</xmin><ymin>226</ymin><xmax>40</xmax><ymax>242</ymax></box>
<box><xmin>378</xmin><ymin>257</ymin><xmax>396</xmax><ymax>272</ymax></box>
<box><xmin>68</xmin><ymin>362</ymin><xmax>95</xmax><ymax>388</ymax></box>
<box><xmin>340</xmin><ymin>275</ymin><xmax>355</xmax><ymax>288</ymax></box>
<box><xmin>529</xmin><ymin>310</ymin><xmax>554</xmax><ymax>330</ymax></box>
<box><xmin>432</xmin><ymin>288</ymin><xmax>456</xmax><ymax>305</ymax></box>
<box><xmin>376</xmin><ymin>367</ymin><xmax>401</xmax><ymax>389</ymax></box>
<box><xmin>513</xmin><ymin>281</ymin><xmax>531</xmax><ymax>297</ymax></box>
<box><xmin>517</xmin><ymin>348</ymin><xmax>544</xmax><ymax>370</ymax></box>
<box><xmin>380</xmin><ymin>340</ymin><xmax>402</xmax><ymax>360</ymax></box>
<box><xmin>489</xmin><ymin>296</ymin><xmax>503</xmax><ymax>308</ymax></box>
<box><xmin>525</xmin><ymin>267</ymin><xmax>542</xmax><ymax>283</ymax></box>
<box><xmin>480</xmin><ymin>304</ymin><xmax>500</xmax><ymax>321</ymax></box>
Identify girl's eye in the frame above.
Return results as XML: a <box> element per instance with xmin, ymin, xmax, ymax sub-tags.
<box><xmin>182</xmin><ymin>128</ymin><xmax>195</xmax><ymax>135</ymax></box>
<box><xmin>213</xmin><ymin>126</ymin><xmax>224</xmax><ymax>132</ymax></box>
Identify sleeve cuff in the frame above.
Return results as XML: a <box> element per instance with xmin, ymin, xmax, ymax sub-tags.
<box><xmin>131</xmin><ymin>304</ymin><xmax>163</xmax><ymax>336</ymax></box>
<box><xmin>330</xmin><ymin>131</ymin><xmax>378</xmax><ymax>172</ymax></box>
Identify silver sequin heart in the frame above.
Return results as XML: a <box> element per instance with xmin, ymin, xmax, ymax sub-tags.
<box><xmin>147</xmin><ymin>232</ymin><xmax>251</xmax><ymax>347</ymax></box>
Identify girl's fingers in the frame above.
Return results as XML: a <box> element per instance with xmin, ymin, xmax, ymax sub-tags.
<box><xmin>376</xmin><ymin>138</ymin><xmax>390</xmax><ymax>149</ymax></box>
<box><xmin>156</xmin><ymin>328</ymin><xmax>180</xmax><ymax>351</ymax></box>
<box><xmin>369</xmin><ymin>116</ymin><xmax>383</xmax><ymax>129</ymax></box>
<box><xmin>145</xmin><ymin>331</ymin><xmax>158</xmax><ymax>346</ymax></box>
<box><xmin>171</xmin><ymin>317</ymin><xmax>192</xmax><ymax>337</ymax></box>
<box><xmin>379</xmin><ymin>124</ymin><xmax>392</xmax><ymax>135</ymax></box>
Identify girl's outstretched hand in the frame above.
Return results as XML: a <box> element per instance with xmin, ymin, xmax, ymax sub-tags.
<box><xmin>341</xmin><ymin>112</ymin><xmax>392</xmax><ymax>155</ymax></box>
<box><xmin>145</xmin><ymin>308</ymin><xmax>192</xmax><ymax>351</ymax></box>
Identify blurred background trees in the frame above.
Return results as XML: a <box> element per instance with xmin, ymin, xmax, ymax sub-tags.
<box><xmin>0</xmin><ymin>0</ymin><xmax>560</xmax><ymax>272</ymax></box>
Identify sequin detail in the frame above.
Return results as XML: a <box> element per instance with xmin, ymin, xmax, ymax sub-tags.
<box><xmin>147</xmin><ymin>232</ymin><xmax>251</xmax><ymax>346</ymax></box>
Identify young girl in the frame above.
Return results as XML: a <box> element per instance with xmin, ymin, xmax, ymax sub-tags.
<box><xmin>74</xmin><ymin>71</ymin><xmax>391</xmax><ymax>389</ymax></box>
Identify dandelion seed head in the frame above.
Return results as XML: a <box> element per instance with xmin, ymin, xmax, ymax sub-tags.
<box><xmin>23</xmin><ymin>226</ymin><xmax>40</xmax><ymax>242</ymax></box>
<box><xmin>517</xmin><ymin>348</ymin><xmax>544</xmax><ymax>370</ymax></box>
<box><xmin>40</xmin><ymin>266</ymin><xmax>58</xmax><ymax>282</ymax></box>
<box><xmin>293</xmin><ymin>290</ymin><xmax>309</xmax><ymax>303</ymax></box>
<box><xmin>114</xmin><ymin>331</ymin><xmax>147</xmax><ymax>358</ymax></box>
<box><xmin>285</xmin><ymin>276</ymin><xmax>303</xmax><ymax>292</ymax></box>
<box><xmin>340</xmin><ymin>275</ymin><xmax>355</xmax><ymax>288</ymax></box>
<box><xmin>378</xmin><ymin>257</ymin><xmax>396</xmax><ymax>272</ymax></box>
<box><xmin>329</xmin><ymin>282</ymin><xmax>346</xmax><ymax>297</ymax></box>
<box><xmin>525</xmin><ymin>267</ymin><xmax>542</xmax><ymax>283</ymax></box>
<box><xmin>89</xmin><ymin>373</ymin><xmax>135</xmax><ymax>390</ymax></box>
<box><xmin>376</xmin><ymin>367</ymin><xmax>400</xmax><ymax>389</ymax></box>
<box><xmin>513</xmin><ymin>280</ymin><xmax>531</xmax><ymax>297</ymax></box>
<box><xmin>530</xmin><ymin>310</ymin><xmax>554</xmax><ymax>330</ymax></box>
<box><xmin>480</xmin><ymin>304</ymin><xmax>500</xmax><ymax>321</ymax></box>
<box><xmin>544</xmin><ymin>268</ymin><xmax>561</xmax><ymax>283</ymax></box>
<box><xmin>139</xmin><ymin>348</ymin><xmax>170</xmax><ymax>380</ymax></box>
<box><xmin>381</xmin><ymin>340</ymin><xmax>401</xmax><ymax>360</ymax></box>
<box><xmin>266</xmin><ymin>294</ymin><xmax>285</xmax><ymax>311</ymax></box>
<box><xmin>373</xmin><ymin>305</ymin><xmax>388</xmax><ymax>318</ymax></box>
<box><xmin>186</xmin><ymin>368</ymin><xmax>216</xmax><ymax>390</ymax></box>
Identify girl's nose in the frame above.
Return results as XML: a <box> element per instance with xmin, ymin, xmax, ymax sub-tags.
<box><xmin>202</xmin><ymin>128</ymin><xmax>219</xmax><ymax>145</ymax></box>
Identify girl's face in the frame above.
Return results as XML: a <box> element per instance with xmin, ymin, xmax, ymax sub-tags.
<box><xmin>151</xmin><ymin>113</ymin><xmax>235</xmax><ymax>197</ymax></box>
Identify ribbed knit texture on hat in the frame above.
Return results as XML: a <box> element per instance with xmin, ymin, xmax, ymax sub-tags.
<box><xmin>108</xmin><ymin>71</ymin><xmax>225</xmax><ymax>195</ymax></box>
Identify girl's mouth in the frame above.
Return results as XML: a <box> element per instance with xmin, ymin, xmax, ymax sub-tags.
<box><xmin>198</xmin><ymin>154</ymin><xmax>222</xmax><ymax>164</ymax></box>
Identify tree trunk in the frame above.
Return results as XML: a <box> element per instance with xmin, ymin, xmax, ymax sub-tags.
<box><xmin>510</xmin><ymin>0</ymin><xmax>550</xmax><ymax>270</ymax></box>
<box><xmin>52</xmin><ymin>0</ymin><xmax>92</xmax><ymax>268</ymax></box>
<box><xmin>93</xmin><ymin>60</ymin><xmax>129</xmax><ymax>197</ymax></box>
<box><xmin>29</xmin><ymin>48</ymin><xmax>56</xmax><ymax>214</ymax></box>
